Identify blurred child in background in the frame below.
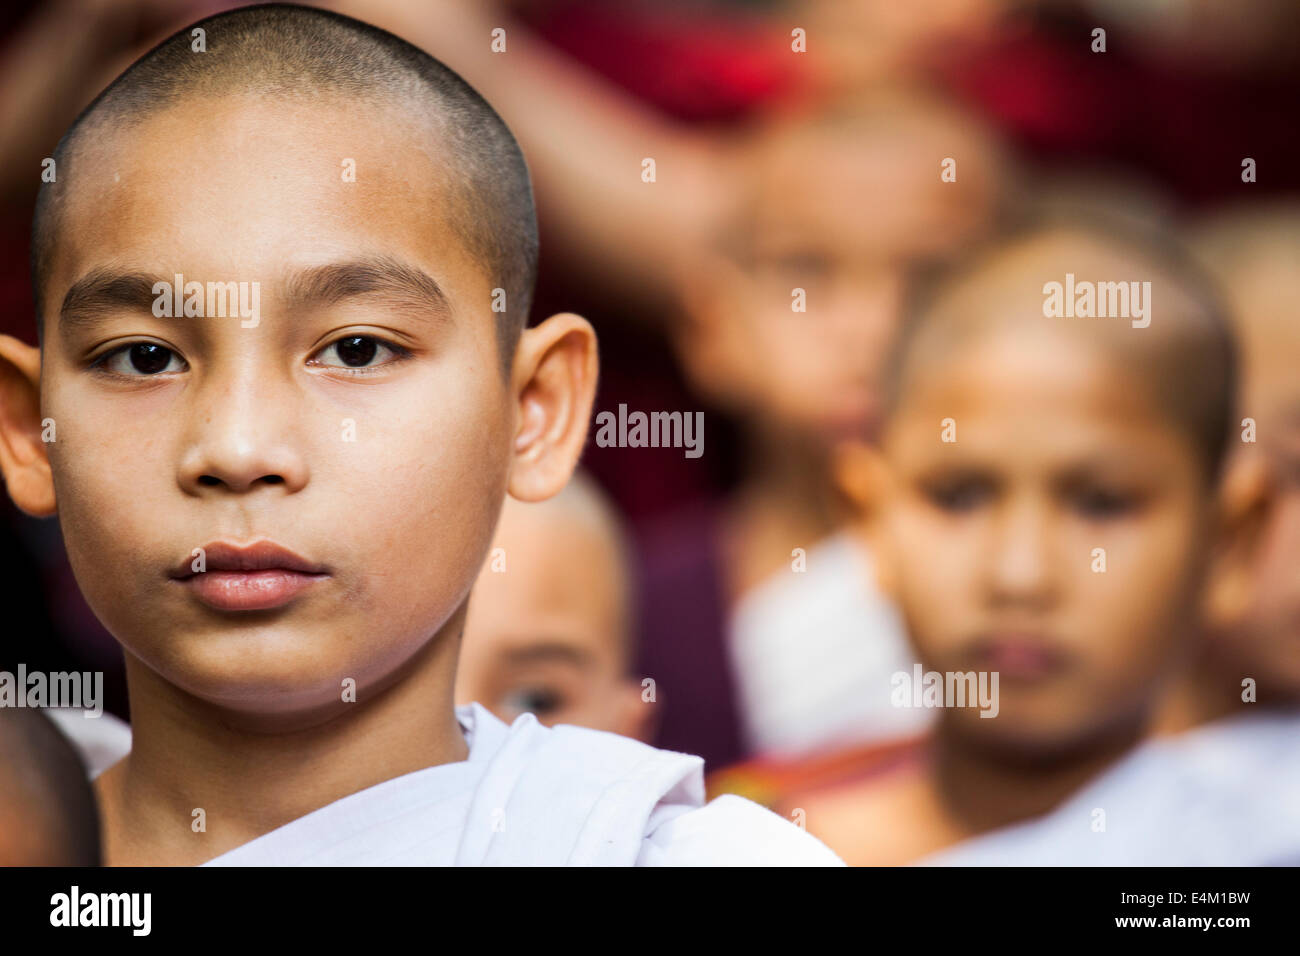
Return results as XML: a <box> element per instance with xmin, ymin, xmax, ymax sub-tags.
<box><xmin>1156</xmin><ymin>204</ymin><xmax>1300</xmax><ymax>731</ymax></box>
<box><xmin>457</xmin><ymin>472</ymin><xmax>653</xmax><ymax>741</ymax></box>
<box><xmin>652</xmin><ymin>87</ymin><xmax>1009</xmax><ymax>759</ymax></box>
<box><xmin>779</xmin><ymin>219</ymin><xmax>1273</xmax><ymax>864</ymax></box>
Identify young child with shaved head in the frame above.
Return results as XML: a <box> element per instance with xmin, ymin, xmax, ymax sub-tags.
<box><xmin>457</xmin><ymin>472</ymin><xmax>653</xmax><ymax>741</ymax></box>
<box><xmin>777</xmin><ymin>219</ymin><xmax>1297</xmax><ymax>864</ymax></box>
<box><xmin>0</xmin><ymin>4</ymin><xmax>839</xmax><ymax>866</ymax></box>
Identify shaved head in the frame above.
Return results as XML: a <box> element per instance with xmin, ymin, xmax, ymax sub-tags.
<box><xmin>493</xmin><ymin>472</ymin><xmax>636</xmax><ymax>665</ymax></box>
<box><xmin>1188</xmin><ymin>203</ymin><xmax>1300</xmax><ymax>424</ymax></box>
<box><xmin>31</xmin><ymin>3</ymin><xmax>537</xmax><ymax>365</ymax></box>
<box><xmin>890</xmin><ymin>219</ymin><xmax>1238</xmax><ymax>481</ymax></box>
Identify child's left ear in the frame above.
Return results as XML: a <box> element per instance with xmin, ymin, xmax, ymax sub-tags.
<box><xmin>1203</xmin><ymin>452</ymin><xmax>1272</xmax><ymax>630</ymax></box>
<box><xmin>507</xmin><ymin>312</ymin><xmax>599</xmax><ymax>502</ymax></box>
<box><xmin>833</xmin><ymin>438</ymin><xmax>900</xmax><ymax>600</ymax></box>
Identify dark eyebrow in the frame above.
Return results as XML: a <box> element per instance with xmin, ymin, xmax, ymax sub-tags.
<box><xmin>56</xmin><ymin>256</ymin><xmax>452</xmax><ymax>339</ymax></box>
<box><xmin>59</xmin><ymin>269</ymin><xmax>163</xmax><ymax>335</ymax></box>
<box><xmin>501</xmin><ymin>643</ymin><xmax>594</xmax><ymax>669</ymax></box>
<box><xmin>285</xmin><ymin>256</ymin><xmax>452</xmax><ymax>320</ymax></box>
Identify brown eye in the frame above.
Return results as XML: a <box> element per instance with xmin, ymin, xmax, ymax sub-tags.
<box><xmin>99</xmin><ymin>342</ymin><xmax>184</xmax><ymax>376</ymax></box>
<box><xmin>502</xmin><ymin>687</ymin><xmax>564</xmax><ymax>719</ymax></box>
<box><xmin>925</xmin><ymin>477</ymin><xmax>994</xmax><ymax>513</ymax></box>
<box><xmin>131</xmin><ymin>344</ymin><xmax>172</xmax><ymax>373</ymax></box>
<box><xmin>335</xmin><ymin>336</ymin><xmax>377</xmax><ymax>366</ymax></box>
<box><xmin>1073</xmin><ymin>488</ymin><xmax>1140</xmax><ymax>519</ymax></box>
<box><xmin>311</xmin><ymin>335</ymin><xmax>409</xmax><ymax>371</ymax></box>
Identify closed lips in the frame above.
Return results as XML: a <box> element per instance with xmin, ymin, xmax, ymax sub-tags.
<box><xmin>169</xmin><ymin>540</ymin><xmax>328</xmax><ymax>578</ymax></box>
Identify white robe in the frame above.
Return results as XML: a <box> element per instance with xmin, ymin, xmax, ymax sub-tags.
<box><xmin>45</xmin><ymin>703</ymin><xmax>843</xmax><ymax>866</ymax></box>
<box><xmin>42</xmin><ymin>706</ymin><xmax>133</xmax><ymax>779</ymax></box>
<box><xmin>728</xmin><ymin>533</ymin><xmax>932</xmax><ymax>756</ymax></box>
<box><xmin>920</xmin><ymin>710</ymin><xmax>1300</xmax><ymax>866</ymax></box>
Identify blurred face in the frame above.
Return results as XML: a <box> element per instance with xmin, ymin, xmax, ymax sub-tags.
<box><xmin>875</xmin><ymin>325</ymin><xmax>1215</xmax><ymax>752</ymax></box>
<box><xmin>683</xmin><ymin>118</ymin><xmax>996</xmax><ymax>447</ymax></box>
<box><xmin>456</xmin><ymin>498</ymin><xmax>646</xmax><ymax>738</ymax></box>
<box><xmin>38</xmin><ymin>93</ymin><xmax>513</xmax><ymax>721</ymax></box>
<box><xmin>1215</xmin><ymin>266</ymin><xmax>1300</xmax><ymax>693</ymax></box>
<box><xmin>1231</xmin><ymin>434</ymin><xmax>1300</xmax><ymax>694</ymax></box>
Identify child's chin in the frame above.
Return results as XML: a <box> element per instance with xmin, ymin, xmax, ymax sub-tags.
<box><xmin>963</xmin><ymin>705</ymin><xmax>1136</xmax><ymax>759</ymax></box>
<box><xmin>173</xmin><ymin>670</ymin><xmax>366</xmax><ymax>730</ymax></box>
<box><xmin>146</xmin><ymin>634</ymin><xmax>375</xmax><ymax>716</ymax></box>
<box><xmin>950</xmin><ymin>696</ymin><xmax>1086</xmax><ymax>739</ymax></box>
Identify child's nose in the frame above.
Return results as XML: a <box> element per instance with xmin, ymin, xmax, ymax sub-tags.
<box><xmin>175</xmin><ymin>375</ymin><xmax>309</xmax><ymax>495</ymax></box>
<box><xmin>984</xmin><ymin>498</ymin><xmax>1058</xmax><ymax>609</ymax></box>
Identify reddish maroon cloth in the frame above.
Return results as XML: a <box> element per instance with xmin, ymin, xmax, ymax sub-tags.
<box><xmin>0</xmin><ymin>210</ymin><xmax>36</xmax><ymax>343</ymax></box>
<box><xmin>935</xmin><ymin>19</ymin><xmax>1300</xmax><ymax>204</ymax></box>
<box><xmin>517</xmin><ymin>0</ymin><xmax>797</xmax><ymax>122</ymax></box>
<box><xmin>633</xmin><ymin>500</ymin><xmax>746</xmax><ymax>771</ymax></box>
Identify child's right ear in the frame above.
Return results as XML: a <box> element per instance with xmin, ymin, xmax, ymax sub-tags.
<box><xmin>507</xmin><ymin>313</ymin><xmax>599</xmax><ymax>503</ymax></box>
<box><xmin>0</xmin><ymin>335</ymin><xmax>55</xmax><ymax>517</ymax></box>
<box><xmin>1202</xmin><ymin>451</ymin><xmax>1272</xmax><ymax>632</ymax></box>
<box><xmin>833</xmin><ymin>439</ymin><xmax>900</xmax><ymax>600</ymax></box>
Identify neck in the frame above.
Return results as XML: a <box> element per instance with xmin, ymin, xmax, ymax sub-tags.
<box><xmin>929</xmin><ymin>715</ymin><xmax>1145</xmax><ymax>838</ymax></box>
<box><xmin>721</xmin><ymin>426</ymin><xmax>844</xmax><ymax>600</ymax></box>
<box><xmin>96</xmin><ymin>607</ymin><xmax>469</xmax><ymax>866</ymax></box>
<box><xmin>735</xmin><ymin>424</ymin><xmax>841</xmax><ymax>535</ymax></box>
<box><xmin>1152</xmin><ymin>644</ymin><xmax>1246</xmax><ymax>736</ymax></box>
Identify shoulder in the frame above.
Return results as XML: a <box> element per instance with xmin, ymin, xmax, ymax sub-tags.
<box><xmin>636</xmin><ymin>794</ymin><xmax>845</xmax><ymax>866</ymax></box>
<box><xmin>462</xmin><ymin>706</ymin><xmax>843</xmax><ymax>865</ymax></box>
<box><xmin>791</xmin><ymin>760</ymin><xmax>942</xmax><ymax>867</ymax></box>
<box><xmin>926</xmin><ymin>712</ymin><xmax>1300</xmax><ymax>866</ymax></box>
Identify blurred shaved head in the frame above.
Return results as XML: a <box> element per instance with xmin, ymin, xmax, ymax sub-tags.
<box><xmin>890</xmin><ymin>220</ymin><xmax>1237</xmax><ymax>482</ymax></box>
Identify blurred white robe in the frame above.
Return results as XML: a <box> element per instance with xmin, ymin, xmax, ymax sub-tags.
<box><xmin>728</xmin><ymin>533</ymin><xmax>932</xmax><ymax>756</ymax></box>
<box><xmin>42</xmin><ymin>706</ymin><xmax>133</xmax><ymax>779</ymax></box>
<box><xmin>921</xmin><ymin>709</ymin><xmax>1300</xmax><ymax>866</ymax></box>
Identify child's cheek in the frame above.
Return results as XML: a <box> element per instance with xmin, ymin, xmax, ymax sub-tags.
<box><xmin>348</xmin><ymin>382</ymin><xmax>508</xmax><ymax>603</ymax></box>
<box><xmin>893</xmin><ymin>511</ymin><xmax>976</xmax><ymax>660</ymax></box>
<box><xmin>1082</xmin><ymin>509</ymin><xmax>1204</xmax><ymax>674</ymax></box>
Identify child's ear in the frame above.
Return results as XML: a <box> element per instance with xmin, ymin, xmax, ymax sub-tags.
<box><xmin>833</xmin><ymin>437</ymin><xmax>890</xmax><ymax>527</ymax></box>
<box><xmin>1203</xmin><ymin>452</ymin><xmax>1272</xmax><ymax>630</ymax></box>
<box><xmin>0</xmin><ymin>335</ymin><xmax>56</xmax><ymax>517</ymax></box>
<box><xmin>507</xmin><ymin>313</ymin><xmax>598</xmax><ymax>502</ymax></box>
<box><xmin>833</xmin><ymin>438</ymin><xmax>900</xmax><ymax>600</ymax></box>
